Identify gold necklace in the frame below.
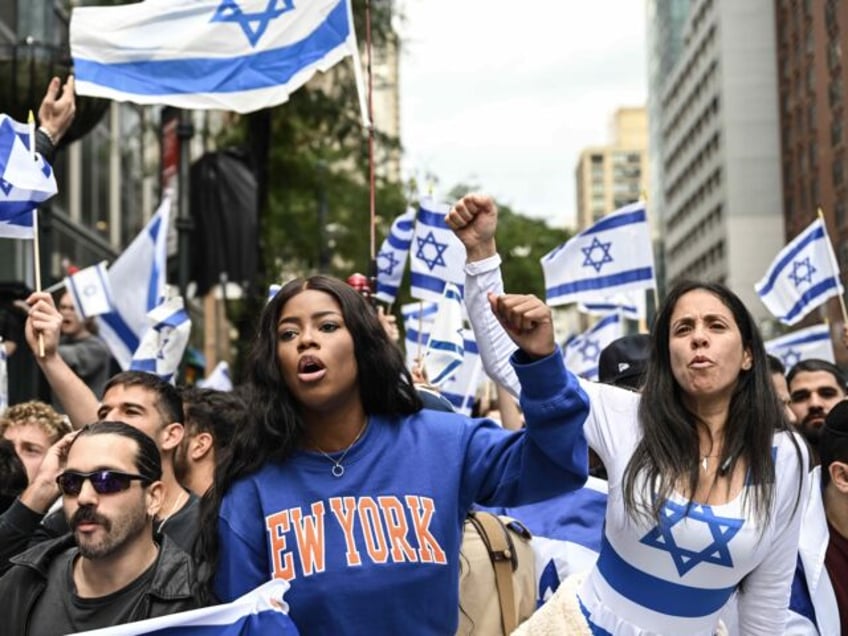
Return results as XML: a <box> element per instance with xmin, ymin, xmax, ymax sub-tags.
<box><xmin>314</xmin><ymin>421</ymin><xmax>368</xmax><ymax>478</ymax></box>
<box><xmin>156</xmin><ymin>489</ymin><xmax>188</xmax><ymax>534</ymax></box>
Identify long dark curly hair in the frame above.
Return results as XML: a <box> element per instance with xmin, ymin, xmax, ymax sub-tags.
<box><xmin>622</xmin><ymin>280</ymin><xmax>805</xmax><ymax>526</ymax></box>
<box><xmin>194</xmin><ymin>275</ymin><xmax>421</xmax><ymax>599</ymax></box>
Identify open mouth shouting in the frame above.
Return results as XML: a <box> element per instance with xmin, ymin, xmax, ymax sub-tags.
<box><xmin>298</xmin><ymin>355</ymin><xmax>327</xmax><ymax>382</ymax></box>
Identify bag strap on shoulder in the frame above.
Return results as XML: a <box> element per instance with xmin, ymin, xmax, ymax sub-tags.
<box><xmin>467</xmin><ymin>511</ymin><xmax>519</xmax><ymax>634</ymax></box>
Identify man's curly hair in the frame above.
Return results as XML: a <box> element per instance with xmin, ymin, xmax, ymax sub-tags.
<box><xmin>0</xmin><ymin>401</ymin><xmax>71</xmax><ymax>444</ymax></box>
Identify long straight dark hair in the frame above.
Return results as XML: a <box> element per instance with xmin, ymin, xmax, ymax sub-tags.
<box><xmin>622</xmin><ymin>280</ymin><xmax>804</xmax><ymax>525</ymax></box>
<box><xmin>194</xmin><ymin>275</ymin><xmax>421</xmax><ymax>598</ymax></box>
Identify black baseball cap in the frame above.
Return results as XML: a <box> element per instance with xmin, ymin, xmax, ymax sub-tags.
<box><xmin>598</xmin><ymin>334</ymin><xmax>651</xmax><ymax>390</ymax></box>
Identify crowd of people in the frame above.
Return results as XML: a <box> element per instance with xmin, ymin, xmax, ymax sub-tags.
<box><xmin>2</xmin><ymin>81</ymin><xmax>848</xmax><ymax>636</ymax></box>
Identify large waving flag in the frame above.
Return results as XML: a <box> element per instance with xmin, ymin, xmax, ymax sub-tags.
<box><xmin>755</xmin><ymin>217</ymin><xmax>844</xmax><ymax>325</ymax></box>
<box><xmin>402</xmin><ymin>300</ymin><xmax>438</xmax><ymax>370</ymax></box>
<box><xmin>578</xmin><ymin>289</ymin><xmax>647</xmax><ymax>321</ymax></box>
<box><xmin>129</xmin><ymin>295</ymin><xmax>192</xmax><ymax>383</ymax></box>
<box><xmin>0</xmin><ymin>114</ymin><xmax>57</xmax><ymax>239</ymax></box>
<box><xmin>541</xmin><ymin>202</ymin><xmax>655</xmax><ymax>307</ymax></box>
<box><xmin>68</xmin><ymin>579</ymin><xmax>298</xmax><ymax>635</ymax></box>
<box><xmin>409</xmin><ymin>198</ymin><xmax>466</xmax><ymax>303</ymax></box>
<box><xmin>65</xmin><ymin>261</ymin><xmax>115</xmax><ymax>319</ymax></box>
<box><xmin>70</xmin><ymin>0</ymin><xmax>359</xmax><ymax>114</ymax></box>
<box><xmin>765</xmin><ymin>324</ymin><xmax>835</xmax><ymax>368</ymax></box>
<box><xmin>439</xmin><ymin>330</ymin><xmax>483</xmax><ymax>416</ymax></box>
<box><xmin>563</xmin><ymin>312</ymin><xmax>624</xmax><ymax>381</ymax></box>
<box><xmin>375</xmin><ymin>207</ymin><xmax>416</xmax><ymax>304</ymax></box>
<box><xmin>423</xmin><ymin>283</ymin><xmax>465</xmax><ymax>386</ymax></box>
<box><xmin>98</xmin><ymin>197</ymin><xmax>171</xmax><ymax>370</ymax></box>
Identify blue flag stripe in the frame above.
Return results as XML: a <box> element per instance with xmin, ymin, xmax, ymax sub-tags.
<box><xmin>73</xmin><ymin>1</ymin><xmax>350</xmax><ymax>97</ymax></box>
<box><xmin>547</xmin><ymin>267</ymin><xmax>654</xmax><ymax>299</ymax></box>
<box><xmin>580</xmin><ymin>207</ymin><xmax>646</xmax><ymax>237</ymax></box>
<box><xmin>780</xmin><ymin>278</ymin><xmax>841</xmax><ymax>323</ymax></box>
<box><xmin>99</xmin><ymin>311</ymin><xmax>141</xmax><ymax>355</ymax></box>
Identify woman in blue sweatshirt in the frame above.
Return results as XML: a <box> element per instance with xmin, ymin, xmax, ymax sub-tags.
<box><xmin>197</xmin><ymin>274</ymin><xmax>590</xmax><ymax>634</ymax></box>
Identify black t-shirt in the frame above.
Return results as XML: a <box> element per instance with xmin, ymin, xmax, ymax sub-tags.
<box><xmin>27</xmin><ymin>547</ymin><xmax>156</xmax><ymax>636</ymax></box>
<box><xmin>153</xmin><ymin>492</ymin><xmax>200</xmax><ymax>554</ymax></box>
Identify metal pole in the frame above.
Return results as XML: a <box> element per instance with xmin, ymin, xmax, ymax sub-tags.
<box><xmin>176</xmin><ymin>109</ymin><xmax>194</xmax><ymax>296</ymax></box>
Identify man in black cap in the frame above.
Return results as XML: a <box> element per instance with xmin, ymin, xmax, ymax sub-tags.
<box><xmin>789</xmin><ymin>398</ymin><xmax>848</xmax><ymax>634</ymax></box>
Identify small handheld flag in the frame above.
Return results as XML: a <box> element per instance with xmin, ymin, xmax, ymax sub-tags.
<box><xmin>562</xmin><ymin>313</ymin><xmax>624</xmax><ymax>381</ymax></box>
<box><xmin>129</xmin><ymin>295</ymin><xmax>192</xmax><ymax>383</ymax></box>
<box><xmin>765</xmin><ymin>324</ymin><xmax>835</xmax><ymax>367</ymax></box>
<box><xmin>423</xmin><ymin>283</ymin><xmax>465</xmax><ymax>386</ymax></box>
<box><xmin>65</xmin><ymin>261</ymin><xmax>115</xmax><ymax>319</ymax></box>
<box><xmin>409</xmin><ymin>198</ymin><xmax>466</xmax><ymax>303</ymax></box>
<box><xmin>375</xmin><ymin>207</ymin><xmax>416</xmax><ymax>304</ymax></box>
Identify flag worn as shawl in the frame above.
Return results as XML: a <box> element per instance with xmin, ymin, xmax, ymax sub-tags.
<box><xmin>71</xmin><ymin>0</ymin><xmax>358</xmax><ymax>114</ymax></box>
<box><xmin>541</xmin><ymin>201</ymin><xmax>655</xmax><ymax>307</ymax></box>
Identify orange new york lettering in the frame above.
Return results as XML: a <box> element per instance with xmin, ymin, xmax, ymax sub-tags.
<box><xmin>329</xmin><ymin>496</ymin><xmax>362</xmax><ymax>566</ymax></box>
<box><xmin>378</xmin><ymin>496</ymin><xmax>417</xmax><ymax>563</ymax></box>
<box><xmin>405</xmin><ymin>495</ymin><xmax>447</xmax><ymax>564</ymax></box>
<box><xmin>265</xmin><ymin>510</ymin><xmax>296</xmax><ymax>581</ymax></box>
<box><xmin>290</xmin><ymin>501</ymin><xmax>327</xmax><ymax>577</ymax></box>
<box><xmin>359</xmin><ymin>496</ymin><xmax>389</xmax><ymax>563</ymax></box>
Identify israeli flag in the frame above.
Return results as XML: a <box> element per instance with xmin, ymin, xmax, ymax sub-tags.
<box><xmin>755</xmin><ymin>218</ymin><xmax>844</xmax><ymax>325</ymax></box>
<box><xmin>375</xmin><ymin>207</ymin><xmax>416</xmax><ymax>304</ymax></box>
<box><xmin>563</xmin><ymin>312</ymin><xmax>623</xmax><ymax>381</ymax></box>
<box><xmin>402</xmin><ymin>300</ymin><xmax>438</xmax><ymax>370</ymax></box>
<box><xmin>423</xmin><ymin>283</ymin><xmax>465</xmax><ymax>386</ymax></box>
<box><xmin>578</xmin><ymin>289</ymin><xmax>647</xmax><ymax>321</ymax></box>
<box><xmin>65</xmin><ymin>261</ymin><xmax>115</xmax><ymax>319</ymax></box>
<box><xmin>0</xmin><ymin>115</ymin><xmax>57</xmax><ymax>239</ymax></box>
<box><xmin>481</xmin><ymin>477</ymin><xmax>607</xmax><ymax>606</ymax></box>
<box><xmin>198</xmin><ymin>360</ymin><xmax>234</xmax><ymax>391</ymax></box>
<box><xmin>70</xmin><ymin>0</ymin><xmax>359</xmax><ymax>114</ymax></box>
<box><xmin>98</xmin><ymin>197</ymin><xmax>171</xmax><ymax>370</ymax></box>
<box><xmin>68</xmin><ymin>579</ymin><xmax>297</xmax><ymax>635</ymax></box>
<box><xmin>439</xmin><ymin>332</ymin><xmax>483</xmax><ymax>416</ymax></box>
<box><xmin>765</xmin><ymin>324</ymin><xmax>835</xmax><ymax>368</ymax></box>
<box><xmin>129</xmin><ymin>295</ymin><xmax>192</xmax><ymax>383</ymax></box>
<box><xmin>541</xmin><ymin>202</ymin><xmax>655</xmax><ymax>307</ymax></box>
<box><xmin>409</xmin><ymin>198</ymin><xmax>466</xmax><ymax>303</ymax></box>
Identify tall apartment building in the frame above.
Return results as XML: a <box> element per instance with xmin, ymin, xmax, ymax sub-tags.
<box><xmin>775</xmin><ymin>0</ymin><xmax>848</xmax><ymax>358</ymax></box>
<box><xmin>657</xmin><ymin>0</ymin><xmax>785</xmax><ymax>325</ymax></box>
<box><xmin>575</xmin><ymin>107</ymin><xmax>649</xmax><ymax>230</ymax></box>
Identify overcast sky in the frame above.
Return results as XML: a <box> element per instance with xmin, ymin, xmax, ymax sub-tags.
<box><xmin>398</xmin><ymin>0</ymin><xmax>647</xmax><ymax>228</ymax></box>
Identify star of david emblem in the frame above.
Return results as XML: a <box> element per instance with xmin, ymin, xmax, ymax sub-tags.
<box><xmin>780</xmin><ymin>348</ymin><xmax>801</xmax><ymax>369</ymax></box>
<box><xmin>378</xmin><ymin>249</ymin><xmax>400</xmax><ymax>276</ymax></box>
<box><xmin>640</xmin><ymin>500</ymin><xmax>743</xmax><ymax>576</ymax></box>
<box><xmin>787</xmin><ymin>257</ymin><xmax>817</xmax><ymax>287</ymax></box>
<box><xmin>156</xmin><ymin>325</ymin><xmax>174</xmax><ymax>361</ymax></box>
<box><xmin>211</xmin><ymin>0</ymin><xmax>294</xmax><ymax>48</ymax></box>
<box><xmin>0</xmin><ymin>178</ymin><xmax>11</xmax><ymax>196</ymax></box>
<box><xmin>581</xmin><ymin>237</ymin><xmax>614</xmax><ymax>273</ymax></box>
<box><xmin>83</xmin><ymin>284</ymin><xmax>97</xmax><ymax>297</ymax></box>
<box><xmin>415</xmin><ymin>231</ymin><xmax>448</xmax><ymax>271</ymax></box>
<box><xmin>578</xmin><ymin>338</ymin><xmax>601</xmax><ymax>364</ymax></box>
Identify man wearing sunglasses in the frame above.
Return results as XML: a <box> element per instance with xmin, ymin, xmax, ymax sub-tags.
<box><xmin>787</xmin><ymin>359</ymin><xmax>847</xmax><ymax>464</ymax></box>
<box><xmin>0</xmin><ymin>421</ymin><xmax>198</xmax><ymax>634</ymax></box>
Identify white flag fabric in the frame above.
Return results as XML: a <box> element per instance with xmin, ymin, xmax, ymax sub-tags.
<box><xmin>438</xmin><ymin>331</ymin><xmax>482</xmax><ymax>416</ymax></box>
<box><xmin>563</xmin><ymin>313</ymin><xmax>624</xmax><ymax>381</ymax></box>
<box><xmin>70</xmin><ymin>0</ymin><xmax>358</xmax><ymax>114</ymax></box>
<box><xmin>402</xmin><ymin>300</ymin><xmax>438</xmax><ymax>370</ymax></box>
<box><xmin>409</xmin><ymin>198</ymin><xmax>466</xmax><ymax>303</ymax></box>
<box><xmin>198</xmin><ymin>360</ymin><xmax>234</xmax><ymax>391</ymax></box>
<box><xmin>423</xmin><ymin>283</ymin><xmax>465</xmax><ymax>386</ymax></box>
<box><xmin>0</xmin><ymin>341</ymin><xmax>7</xmax><ymax>412</ymax></box>
<box><xmin>375</xmin><ymin>207</ymin><xmax>416</xmax><ymax>304</ymax></box>
<box><xmin>578</xmin><ymin>289</ymin><xmax>647</xmax><ymax>321</ymax></box>
<box><xmin>98</xmin><ymin>197</ymin><xmax>171</xmax><ymax>370</ymax></box>
<box><xmin>755</xmin><ymin>218</ymin><xmax>844</xmax><ymax>325</ymax></box>
<box><xmin>541</xmin><ymin>202</ymin><xmax>655</xmax><ymax>307</ymax></box>
<box><xmin>68</xmin><ymin>579</ymin><xmax>297</xmax><ymax>635</ymax></box>
<box><xmin>765</xmin><ymin>324</ymin><xmax>835</xmax><ymax>368</ymax></box>
<box><xmin>129</xmin><ymin>295</ymin><xmax>192</xmax><ymax>383</ymax></box>
<box><xmin>0</xmin><ymin>115</ymin><xmax>57</xmax><ymax>239</ymax></box>
<box><xmin>65</xmin><ymin>261</ymin><xmax>115</xmax><ymax>319</ymax></box>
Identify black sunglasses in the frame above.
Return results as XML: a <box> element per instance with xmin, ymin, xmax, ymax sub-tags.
<box><xmin>56</xmin><ymin>470</ymin><xmax>150</xmax><ymax>496</ymax></box>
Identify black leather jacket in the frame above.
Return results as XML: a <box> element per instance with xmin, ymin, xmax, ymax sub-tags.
<box><xmin>0</xmin><ymin>533</ymin><xmax>199</xmax><ymax>634</ymax></box>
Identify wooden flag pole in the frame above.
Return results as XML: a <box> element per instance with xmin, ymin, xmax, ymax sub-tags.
<box><xmin>28</xmin><ymin>111</ymin><xmax>45</xmax><ymax>357</ymax></box>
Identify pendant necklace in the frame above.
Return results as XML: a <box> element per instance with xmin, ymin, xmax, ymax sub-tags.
<box><xmin>315</xmin><ymin>420</ymin><xmax>368</xmax><ymax>478</ymax></box>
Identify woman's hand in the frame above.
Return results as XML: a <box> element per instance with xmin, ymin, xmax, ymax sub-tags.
<box><xmin>487</xmin><ymin>292</ymin><xmax>555</xmax><ymax>360</ymax></box>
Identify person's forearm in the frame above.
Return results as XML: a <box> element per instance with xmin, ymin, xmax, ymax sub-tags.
<box><xmin>37</xmin><ymin>354</ymin><xmax>99</xmax><ymax>428</ymax></box>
